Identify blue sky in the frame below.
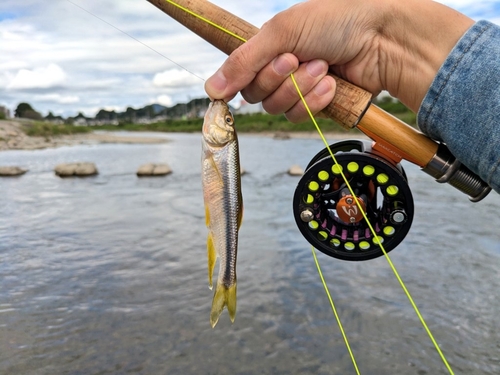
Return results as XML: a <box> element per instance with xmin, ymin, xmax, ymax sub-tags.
<box><xmin>0</xmin><ymin>0</ymin><xmax>499</xmax><ymax>117</ymax></box>
<box><xmin>0</xmin><ymin>12</ymin><xmax>16</xmax><ymax>21</ymax></box>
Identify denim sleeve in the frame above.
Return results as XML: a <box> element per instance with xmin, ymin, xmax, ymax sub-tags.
<box><xmin>417</xmin><ymin>20</ymin><xmax>500</xmax><ymax>194</ymax></box>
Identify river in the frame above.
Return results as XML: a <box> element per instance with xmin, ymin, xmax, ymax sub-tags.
<box><xmin>1</xmin><ymin>132</ymin><xmax>499</xmax><ymax>374</ymax></box>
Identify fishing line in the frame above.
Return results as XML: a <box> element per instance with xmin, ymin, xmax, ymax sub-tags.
<box><xmin>157</xmin><ymin>1</ymin><xmax>457</xmax><ymax>374</ymax></box>
<box><xmin>64</xmin><ymin>0</ymin><xmax>205</xmax><ymax>81</ymax></box>
<box><xmin>290</xmin><ymin>75</ymin><xmax>455</xmax><ymax>375</ymax></box>
<box><xmin>158</xmin><ymin>0</ymin><xmax>360</xmax><ymax>369</ymax></box>
<box><xmin>161</xmin><ymin>0</ymin><xmax>247</xmax><ymax>43</ymax></box>
<box><xmin>79</xmin><ymin>0</ymin><xmax>453</xmax><ymax>372</ymax></box>
<box><xmin>311</xmin><ymin>246</ymin><xmax>361</xmax><ymax>375</ymax></box>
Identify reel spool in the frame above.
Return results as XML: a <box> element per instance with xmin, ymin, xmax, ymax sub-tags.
<box><xmin>293</xmin><ymin>140</ymin><xmax>414</xmax><ymax>261</ymax></box>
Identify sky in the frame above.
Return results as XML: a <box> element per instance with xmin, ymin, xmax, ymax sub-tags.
<box><xmin>1</xmin><ymin>0</ymin><xmax>499</xmax><ymax>118</ymax></box>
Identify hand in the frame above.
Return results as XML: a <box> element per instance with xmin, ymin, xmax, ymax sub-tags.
<box><xmin>205</xmin><ymin>0</ymin><xmax>473</xmax><ymax>121</ymax></box>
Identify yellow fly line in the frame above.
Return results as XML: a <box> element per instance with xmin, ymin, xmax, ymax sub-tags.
<box><xmin>290</xmin><ymin>74</ymin><xmax>455</xmax><ymax>375</ymax></box>
<box><xmin>162</xmin><ymin>1</ymin><xmax>454</xmax><ymax>374</ymax></box>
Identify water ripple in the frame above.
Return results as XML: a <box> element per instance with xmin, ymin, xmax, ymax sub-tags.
<box><xmin>1</xmin><ymin>134</ymin><xmax>499</xmax><ymax>374</ymax></box>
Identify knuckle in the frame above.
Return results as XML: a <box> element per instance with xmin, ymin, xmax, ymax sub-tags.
<box><xmin>241</xmin><ymin>89</ymin><xmax>258</xmax><ymax>104</ymax></box>
<box><xmin>262</xmin><ymin>100</ymin><xmax>282</xmax><ymax>116</ymax></box>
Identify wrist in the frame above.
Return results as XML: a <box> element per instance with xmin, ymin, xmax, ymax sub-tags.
<box><xmin>378</xmin><ymin>0</ymin><xmax>474</xmax><ymax>112</ymax></box>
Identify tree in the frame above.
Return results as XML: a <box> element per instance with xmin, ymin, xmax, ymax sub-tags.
<box><xmin>14</xmin><ymin>102</ymin><xmax>42</xmax><ymax>120</ymax></box>
<box><xmin>96</xmin><ymin>109</ymin><xmax>117</xmax><ymax>121</ymax></box>
<box><xmin>125</xmin><ymin>106</ymin><xmax>136</xmax><ymax>122</ymax></box>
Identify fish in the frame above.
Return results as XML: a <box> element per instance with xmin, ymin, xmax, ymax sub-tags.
<box><xmin>201</xmin><ymin>99</ymin><xmax>243</xmax><ymax>328</ymax></box>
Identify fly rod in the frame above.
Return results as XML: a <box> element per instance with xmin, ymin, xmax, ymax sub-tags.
<box><xmin>146</xmin><ymin>0</ymin><xmax>491</xmax><ymax>203</ymax></box>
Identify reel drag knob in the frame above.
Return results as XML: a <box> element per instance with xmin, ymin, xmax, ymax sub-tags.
<box><xmin>336</xmin><ymin>193</ymin><xmax>366</xmax><ymax>224</ymax></box>
<box><xmin>293</xmin><ymin>140</ymin><xmax>414</xmax><ymax>261</ymax></box>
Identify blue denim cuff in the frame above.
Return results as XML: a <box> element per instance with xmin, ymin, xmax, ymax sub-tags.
<box><xmin>418</xmin><ymin>20</ymin><xmax>500</xmax><ymax>193</ymax></box>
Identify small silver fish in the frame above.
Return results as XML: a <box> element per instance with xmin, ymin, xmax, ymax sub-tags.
<box><xmin>201</xmin><ymin>99</ymin><xmax>243</xmax><ymax>328</ymax></box>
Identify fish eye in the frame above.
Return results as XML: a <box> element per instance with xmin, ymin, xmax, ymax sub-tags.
<box><xmin>225</xmin><ymin>115</ymin><xmax>233</xmax><ymax>125</ymax></box>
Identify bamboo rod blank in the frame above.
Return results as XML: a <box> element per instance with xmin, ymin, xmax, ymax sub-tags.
<box><xmin>358</xmin><ymin>106</ymin><xmax>438</xmax><ymax>166</ymax></box>
<box><xmin>147</xmin><ymin>0</ymin><xmax>372</xmax><ymax>130</ymax></box>
<box><xmin>147</xmin><ymin>0</ymin><xmax>439</xmax><ymax>167</ymax></box>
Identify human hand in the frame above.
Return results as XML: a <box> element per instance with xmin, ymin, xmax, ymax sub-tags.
<box><xmin>205</xmin><ymin>0</ymin><xmax>473</xmax><ymax>121</ymax></box>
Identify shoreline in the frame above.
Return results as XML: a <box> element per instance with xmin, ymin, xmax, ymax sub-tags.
<box><xmin>0</xmin><ymin>120</ymin><xmax>367</xmax><ymax>152</ymax></box>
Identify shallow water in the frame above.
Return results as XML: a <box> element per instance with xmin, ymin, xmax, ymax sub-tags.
<box><xmin>1</xmin><ymin>132</ymin><xmax>499</xmax><ymax>374</ymax></box>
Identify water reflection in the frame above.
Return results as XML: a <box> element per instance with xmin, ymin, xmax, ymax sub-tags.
<box><xmin>1</xmin><ymin>133</ymin><xmax>499</xmax><ymax>374</ymax></box>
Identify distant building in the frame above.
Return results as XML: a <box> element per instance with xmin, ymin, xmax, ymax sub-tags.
<box><xmin>73</xmin><ymin>117</ymin><xmax>88</xmax><ymax>126</ymax></box>
<box><xmin>0</xmin><ymin>105</ymin><xmax>10</xmax><ymax>118</ymax></box>
<box><xmin>47</xmin><ymin>118</ymin><xmax>65</xmax><ymax>125</ymax></box>
<box><xmin>235</xmin><ymin>100</ymin><xmax>265</xmax><ymax>115</ymax></box>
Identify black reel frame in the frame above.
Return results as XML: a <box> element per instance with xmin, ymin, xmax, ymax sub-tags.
<box><xmin>293</xmin><ymin>140</ymin><xmax>414</xmax><ymax>261</ymax></box>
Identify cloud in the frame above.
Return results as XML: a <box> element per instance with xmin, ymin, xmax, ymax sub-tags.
<box><xmin>7</xmin><ymin>63</ymin><xmax>67</xmax><ymax>90</ymax></box>
<box><xmin>153</xmin><ymin>68</ymin><xmax>202</xmax><ymax>88</ymax></box>
<box><xmin>0</xmin><ymin>0</ymin><xmax>498</xmax><ymax>117</ymax></box>
<box><xmin>157</xmin><ymin>95</ymin><xmax>173</xmax><ymax>107</ymax></box>
<box><xmin>0</xmin><ymin>60</ymin><xmax>28</xmax><ymax>70</ymax></box>
<box><xmin>34</xmin><ymin>94</ymin><xmax>80</xmax><ymax>104</ymax></box>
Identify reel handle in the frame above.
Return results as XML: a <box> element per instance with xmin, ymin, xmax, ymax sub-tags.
<box><xmin>148</xmin><ymin>0</ymin><xmax>491</xmax><ymax>200</ymax></box>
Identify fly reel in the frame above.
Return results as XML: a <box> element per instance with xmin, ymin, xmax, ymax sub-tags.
<box><xmin>293</xmin><ymin>140</ymin><xmax>414</xmax><ymax>261</ymax></box>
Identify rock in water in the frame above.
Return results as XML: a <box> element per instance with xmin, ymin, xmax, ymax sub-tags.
<box><xmin>273</xmin><ymin>132</ymin><xmax>291</xmax><ymax>140</ymax></box>
<box><xmin>0</xmin><ymin>166</ymin><xmax>28</xmax><ymax>176</ymax></box>
<box><xmin>55</xmin><ymin>162</ymin><xmax>98</xmax><ymax>177</ymax></box>
<box><xmin>152</xmin><ymin>164</ymin><xmax>172</xmax><ymax>176</ymax></box>
<box><xmin>137</xmin><ymin>163</ymin><xmax>172</xmax><ymax>176</ymax></box>
<box><xmin>136</xmin><ymin>163</ymin><xmax>155</xmax><ymax>176</ymax></box>
<box><xmin>287</xmin><ymin>164</ymin><xmax>304</xmax><ymax>176</ymax></box>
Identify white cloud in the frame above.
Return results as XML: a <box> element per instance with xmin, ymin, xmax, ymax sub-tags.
<box><xmin>34</xmin><ymin>94</ymin><xmax>80</xmax><ymax>104</ymax></box>
<box><xmin>153</xmin><ymin>68</ymin><xmax>202</xmax><ymax>88</ymax></box>
<box><xmin>0</xmin><ymin>0</ymin><xmax>498</xmax><ymax>117</ymax></box>
<box><xmin>7</xmin><ymin>63</ymin><xmax>67</xmax><ymax>90</ymax></box>
<box><xmin>101</xmin><ymin>105</ymin><xmax>122</xmax><ymax>112</ymax></box>
<box><xmin>0</xmin><ymin>60</ymin><xmax>28</xmax><ymax>70</ymax></box>
<box><xmin>157</xmin><ymin>95</ymin><xmax>173</xmax><ymax>107</ymax></box>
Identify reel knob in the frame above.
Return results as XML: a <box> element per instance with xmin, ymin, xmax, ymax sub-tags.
<box><xmin>336</xmin><ymin>193</ymin><xmax>366</xmax><ymax>224</ymax></box>
<box><xmin>293</xmin><ymin>140</ymin><xmax>414</xmax><ymax>261</ymax></box>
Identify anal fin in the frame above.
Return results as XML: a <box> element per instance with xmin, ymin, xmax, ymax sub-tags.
<box><xmin>207</xmin><ymin>232</ymin><xmax>217</xmax><ymax>290</ymax></box>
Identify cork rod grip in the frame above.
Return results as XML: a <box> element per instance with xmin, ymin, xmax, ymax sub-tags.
<box><xmin>146</xmin><ymin>0</ymin><xmax>372</xmax><ymax>129</ymax></box>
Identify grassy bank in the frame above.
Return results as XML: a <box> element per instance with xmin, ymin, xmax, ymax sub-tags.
<box><xmin>22</xmin><ymin>121</ymin><xmax>92</xmax><ymax>138</ymax></box>
<box><xmin>19</xmin><ymin>98</ymin><xmax>416</xmax><ymax>137</ymax></box>
<box><xmin>96</xmin><ymin>99</ymin><xmax>416</xmax><ymax>134</ymax></box>
<box><xmin>97</xmin><ymin>113</ymin><xmax>353</xmax><ymax>134</ymax></box>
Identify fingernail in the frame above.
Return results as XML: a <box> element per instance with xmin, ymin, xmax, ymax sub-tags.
<box><xmin>206</xmin><ymin>70</ymin><xmax>227</xmax><ymax>96</ymax></box>
<box><xmin>273</xmin><ymin>54</ymin><xmax>296</xmax><ymax>76</ymax></box>
<box><xmin>313</xmin><ymin>78</ymin><xmax>332</xmax><ymax>96</ymax></box>
<box><xmin>306</xmin><ymin>59</ymin><xmax>327</xmax><ymax>78</ymax></box>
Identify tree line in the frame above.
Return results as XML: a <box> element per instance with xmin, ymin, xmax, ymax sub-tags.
<box><xmin>11</xmin><ymin>98</ymin><xmax>213</xmax><ymax>125</ymax></box>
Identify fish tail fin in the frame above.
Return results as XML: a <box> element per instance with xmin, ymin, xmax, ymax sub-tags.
<box><xmin>210</xmin><ymin>280</ymin><xmax>237</xmax><ymax>328</ymax></box>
